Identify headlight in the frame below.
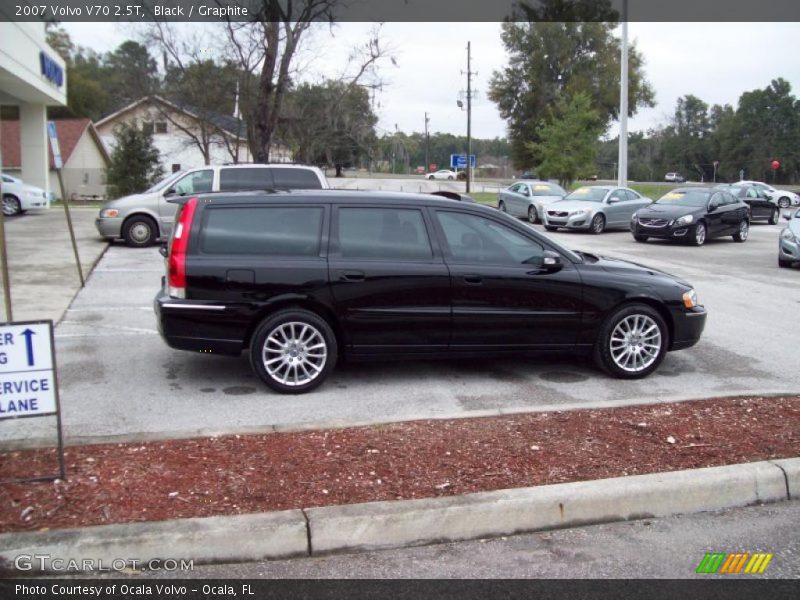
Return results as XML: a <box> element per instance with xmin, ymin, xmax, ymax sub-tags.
<box><xmin>99</xmin><ymin>208</ymin><xmax>119</xmax><ymax>218</ymax></box>
<box><xmin>682</xmin><ymin>289</ymin><xmax>698</xmax><ymax>309</ymax></box>
<box><xmin>631</xmin><ymin>212</ymin><xmax>638</xmax><ymax>221</ymax></box>
<box><xmin>675</xmin><ymin>214</ymin><xmax>694</xmax><ymax>226</ymax></box>
<box><xmin>569</xmin><ymin>209</ymin><xmax>590</xmax><ymax>216</ymax></box>
<box><xmin>26</xmin><ymin>190</ymin><xmax>42</xmax><ymax>198</ymax></box>
<box><xmin>781</xmin><ymin>228</ymin><xmax>797</xmax><ymax>242</ymax></box>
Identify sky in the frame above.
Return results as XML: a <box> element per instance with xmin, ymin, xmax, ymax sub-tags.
<box><xmin>61</xmin><ymin>21</ymin><xmax>800</xmax><ymax>141</ymax></box>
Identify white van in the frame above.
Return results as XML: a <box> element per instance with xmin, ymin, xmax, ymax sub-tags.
<box><xmin>95</xmin><ymin>164</ymin><xmax>329</xmax><ymax>247</ymax></box>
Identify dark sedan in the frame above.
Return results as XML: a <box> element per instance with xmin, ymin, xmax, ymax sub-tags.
<box><xmin>630</xmin><ymin>188</ymin><xmax>750</xmax><ymax>246</ymax></box>
<box><xmin>715</xmin><ymin>183</ymin><xmax>780</xmax><ymax>224</ymax></box>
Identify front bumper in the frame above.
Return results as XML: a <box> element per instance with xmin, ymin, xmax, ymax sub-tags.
<box><xmin>670</xmin><ymin>306</ymin><xmax>707</xmax><ymax>351</ymax></box>
<box><xmin>543</xmin><ymin>211</ymin><xmax>592</xmax><ymax>229</ymax></box>
<box><xmin>779</xmin><ymin>234</ymin><xmax>800</xmax><ymax>262</ymax></box>
<box><xmin>95</xmin><ymin>217</ymin><xmax>123</xmax><ymax>239</ymax></box>
<box><xmin>631</xmin><ymin>219</ymin><xmax>693</xmax><ymax>240</ymax></box>
<box><xmin>20</xmin><ymin>195</ymin><xmax>50</xmax><ymax>210</ymax></box>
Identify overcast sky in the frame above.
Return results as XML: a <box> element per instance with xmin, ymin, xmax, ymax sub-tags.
<box><xmin>62</xmin><ymin>21</ymin><xmax>800</xmax><ymax>140</ymax></box>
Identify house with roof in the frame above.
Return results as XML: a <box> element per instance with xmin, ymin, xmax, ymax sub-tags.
<box><xmin>1</xmin><ymin>118</ymin><xmax>111</xmax><ymax>200</ymax></box>
<box><xmin>94</xmin><ymin>95</ymin><xmax>292</xmax><ymax>174</ymax></box>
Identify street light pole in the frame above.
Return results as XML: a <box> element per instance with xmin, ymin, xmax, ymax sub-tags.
<box><xmin>617</xmin><ymin>0</ymin><xmax>629</xmax><ymax>187</ymax></box>
<box><xmin>466</xmin><ymin>41</ymin><xmax>473</xmax><ymax>194</ymax></box>
<box><xmin>424</xmin><ymin>112</ymin><xmax>430</xmax><ymax>174</ymax></box>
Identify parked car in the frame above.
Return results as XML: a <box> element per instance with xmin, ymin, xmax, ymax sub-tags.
<box><xmin>154</xmin><ymin>190</ymin><xmax>707</xmax><ymax>394</ymax></box>
<box><xmin>778</xmin><ymin>208</ymin><xmax>800</xmax><ymax>268</ymax></box>
<box><xmin>427</xmin><ymin>169</ymin><xmax>458</xmax><ymax>181</ymax></box>
<box><xmin>497</xmin><ymin>181</ymin><xmax>566</xmax><ymax>223</ymax></box>
<box><xmin>738</xmin><ymin>180</ymin><xmax>800</xmax><ymax>208</ymax></box>
<box><xmin>664</xmin><ymin>172</ymin><xmax>686</xmax><ymax>183</ymax></box>
<box><xmin>1</xmin><ymin>173</ymin><xmax>50</xmax><ymax>216</ymax></box>
<box><xmin>520</xmin><ymin>171</ymin><xmax>538</xmax><ymax>180</ymax></box>
<box><xmin>95</xmin><ymin>164</ymin><xmax>328</xmax><ymax>247</ymax></box>
<box><xmin>631</xmin><ymin>188</ymin><xmax>749</xmax><ymax>246</ymax></box>
<box><xmin>542</xmin><ymin>186</ymin><xmax>652</xmax><ymax>233</ymax></box>
<box><xmin>715</xmin><ymin>184</ymin><xmax>780</xmax><ymax>224</ymax></box>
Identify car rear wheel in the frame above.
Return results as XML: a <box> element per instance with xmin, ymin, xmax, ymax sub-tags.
<box><xmin>527</xmin><ymin>205</ymin><xmax>538</xmax><ymax>224</ymax></box>
<box><xmin>2</xmin><ymin>195</ymin><xmax>21</xmax><ymax>217</ymax></box>
<box><xmin>732</xmin><ymin>220</ymin><xmax>749</xmax><ymax>243</ymax></box>
<box><xmin>427</xmin><ymin>175</ymin><xmax>434</xmax><ymax>180</ymax></box>
<box><xmin>590</xmin><ymin>213</ymin><xmax>605</xmax><ymax>234</ymax></box>
<box><xmin>122</xmin><ymin>215</ymin><xmax>158</xmax><ymax>247</ymax></box>
<box><xmin>594</xmin><ymin>303</ymin><xmax>668</xmax><ymax>379</ymax></box>
<box><xmin>633</xmin><ymin>234</ymin><xmax>648</xmax><ymax>243</ymax></box>
<box><xmin>769</xmin><ymin>209</ymin><xmax>780</xmax><ymax>225</ymax></box>
<box><xmin>778</xmin><ymin>197</ymin><xmax>790</xmax><ymax>209</ymax></box>
<box><xmin>448</xmin><ymin>176</ymin><xmax>454</xmax><ymax>181</ymax></box>
<box><xmin>779</xmin><ymin>256</ymin><xmax>793</xmax><ymax>268</ymax></box>
<box><xmin>250</xmin><ymin>309</ymin><xmax>337</xmax><ymax>394</ymax></box>
<box><xmin>691</xmin><ymin>222</ymin><xmax>706</xmax><ymax>246</ymax></box>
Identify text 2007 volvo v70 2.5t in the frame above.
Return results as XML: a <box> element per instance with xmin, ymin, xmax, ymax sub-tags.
<box><xmin>154</xmin><ymin>191</ymin><xmax>707</xmax><ymax>394</ymax></box>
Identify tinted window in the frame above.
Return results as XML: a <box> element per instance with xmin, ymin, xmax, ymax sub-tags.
<box><xmin>173</xmin><ymin>170</ymin><xmax>213</xmax><ymax>195</ymax></box>
<box><xmin>200</xmin><ymin>206</ymin><xmax>323</xmax><ymax>256</ymax></box>
<box><xmin>219</xmin><ymin>168</ymin><xmax>274</xmax><ymax>192</ymax></box>
<box><xmin>436</xmin><ymin>211</ymin><xmax>544</xmax><ymax>266</ymax></box>
<box><xmin>338</xmin><ymin>208</ymin><xmax>432</xmax><ymax>261</ymax></box>
<box><xmin>271</xmin><ymin>168</ymin><xmax>323</xmax><ymax>190</ymax></box>
<box><xmin>564</xmin><ymin>187</ymin><xmax>608</xmax><ymax>202</ymax></box>
<box><xmin>655</xmin><ymin>190</ymin><xmax>710</xmax><ymax>207</ymax></box>
<box><xmin>531</xmin><ymin>183</ymin><xmax>565</xmax><ymax>197</ymax></box>
<box><xmin>624</xmin><ymin>190</ymin><xmax>640</xmax><ymax>201</ymax></box>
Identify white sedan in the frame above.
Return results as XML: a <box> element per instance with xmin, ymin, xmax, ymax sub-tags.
<box><xmin>740</xmin><ymin>180</ymin><xmax>800</xmax><ymax>208</ymax></box>
<box><xmin>427</xmin><ymin>169</ymin><xmax>458</xmax><ymax>181</ymax></box>
<box><xmin>2</xmin><ymin>173</ymin><xmax>50</xmax><ymax>216</ymax></box>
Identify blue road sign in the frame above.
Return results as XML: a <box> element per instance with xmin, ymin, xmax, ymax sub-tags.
<box><xmin>450</xmin><ymin>154</ymin><xmax>476</xmax><ymax>169</ymax></box>
<box><xmin>47</xmin><ymin>121</ymin><xmax>63</xmax><ymax>169</ymax></box>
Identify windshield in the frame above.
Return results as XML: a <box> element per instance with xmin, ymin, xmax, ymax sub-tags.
<box><xmin>145</xmin><ymin>170</ymin><xmax>186</xmax><ymax>194</ymax></box>
<box><xmin>564</xmin><ymin>187</ymin><xmax>607</xmax><ymax>202</ymax></box>
<box><xmin>655</xmin><ymin>190</ymin><xmax>709</xmax><ymax>207</ymax></box>
<box><xmin>531</xmin><ymin>183</ymin><xmax>564</xmax><ymax>197</ymax></box>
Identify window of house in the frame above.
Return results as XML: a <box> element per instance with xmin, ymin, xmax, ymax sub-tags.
<box><xmin>171</xmin><ymin>164</ymin><xmax>181</xmax><ymax>173</ymax></box>
<box><xmin>155</xmin><ymin>122</ymin><xmax>167</xmax><ymax>134</ymax></box>
<box><xmin>142</xmin><ymin>121</ymin><xmax>154</xmax><ymax>135</ymax></box>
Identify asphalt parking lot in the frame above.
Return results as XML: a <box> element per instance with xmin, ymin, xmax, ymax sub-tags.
<box><xmin>2</xmin><ymin>203</ymin><xmax>799</xmax><ymax>447</ymax></box>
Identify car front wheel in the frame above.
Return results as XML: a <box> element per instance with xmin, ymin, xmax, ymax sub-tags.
<box><xmin>590</xmin><ymin>213</ymin><xmax>605</xmax><ymax>234</ymax></box>
<box><xmin>250</xmin><ymin>309</ymin><xmax>337</xmax><ymax>394</ymax></box>
<box><xmin>123</xmin><ymin>215</ymin><xmax>158</xmax><ymax>247</ymax></box>
<box><xmin>527</xmin><ymin>205</ymin><xmax>538</xmax><ymax>224</ymax></box>
<box><xmin>498</xmin><ymin>201</ymin><xmax>506</xmax><ymax>212</ymax></box>
<box><xmin>769</xmin><ymin>209</ymin><xmax>780</xmax><ymax>225</ymax></box>
<box><xmin>544</xmin><ymin>225</ymin><xmax>558</xmax><ymax>232</ymax></box>
<box><xmin>594</xmin><ymin>303</ymin><xmax>668</xmax><ymax>379</ymax></box>
<box><xmin>2</xmin><ymin>195</ymin><xmax>21</xmax><ymax>217</ymax></box>
<box><xmin>691</xmin><ymin>222</ymin><xmax>706</xmax><ymax>246</ymax></box>
<box><xmin>778</xmin><ymin>197</ymin><xmax>791</xmax><ymax>209</ymax></box>
<box><xmin>633</xmin><ymin>234</ymin><xmax>648</xmax><ymax>243</ymax></box>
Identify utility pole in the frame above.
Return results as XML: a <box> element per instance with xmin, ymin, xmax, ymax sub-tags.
<box><xmin>465</xmin><ymin>41</ymin><xmax>474</xmax><ymax>193</ymax></box>
<box><xmin>617</xmin><ymin>0</ymin><xmax>629</xmax><ymax>187</ymax></box>
<box><xmin>424</xmin><ymin>112</ymin><xmax>430</xmax><ymax>174</ymax></box>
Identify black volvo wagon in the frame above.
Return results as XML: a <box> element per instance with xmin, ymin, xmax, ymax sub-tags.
<box><xmin>155</xmin><ymin>191</ymin><xmax>707</xmax><ymax>393</ymax></box>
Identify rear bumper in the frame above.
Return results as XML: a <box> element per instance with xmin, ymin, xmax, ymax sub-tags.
<box><xmin>154</xmin><ymin>288</ymin><xmax>246</xmax><ymax>356</ymax></box>
<box><xmin>669</xmin><ymin>307</ymin><xmax>707</xmax><ymax>351</ymax></box>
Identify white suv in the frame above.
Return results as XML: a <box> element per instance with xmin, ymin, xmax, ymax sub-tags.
<box><xmin>739</xmin><ymin>180</ymin><xmax>799</xmax><ymax>209</ymax></box>
<box><xmin>664</xmin><ymin>172</ymin><xmax>686</xmax><ymax>183</ymax></box>
<box><xmin>96</xmin><ymin>164</ymin><xmax>329</xmax><ymax>247</ymax></box>
<box><xmin>2</xmin><ymin>173</ymin><xmax>50</xmax><ymax>216</ymax></box>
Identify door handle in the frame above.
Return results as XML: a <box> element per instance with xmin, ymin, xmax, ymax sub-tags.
<box><xmin>463</xmin><ymin>275</ymin><xmax>483</xmax><ymax>285</ymax></box>
<box><xmin>339</xmin><ymin>270</ymin><xmax>365</xmax><ymax>282</ymax></box>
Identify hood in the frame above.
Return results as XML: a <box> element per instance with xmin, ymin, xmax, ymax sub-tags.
<box><xmin>535</xmin><ymin>195</ymin><xmax>565</xmax><ymax>205</ymax></box>
<box><xmin>547</xmin><ymin>199</ymin><xmax>603</xmax><ymax>212</ymax></box>
<box><xmin>636</xmin><ymin>203</ymin><xmax>700</xmax><ymax>219</ymax></box>
<box><xmin>583</xmin><ymin>253</ymin><xmax>692</xmax><ymax>288</ymax></box>
<box><xmin>22</xmin><ymin>184</ymin><xmax>46</xmax><ymax>197</ymax></box>
<box><xmin>102</xmin><ymin>192</ymin><xmax>155</xmax><ymax>209</ymax></box>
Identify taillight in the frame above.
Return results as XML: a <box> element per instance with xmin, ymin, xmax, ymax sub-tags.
<box><xmin>167</xmin><ymin>197</ymin><xmax>198</xmax><ymax>298</ymax></box>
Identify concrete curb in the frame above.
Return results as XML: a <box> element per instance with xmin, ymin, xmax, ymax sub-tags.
<box><xmin>0</xmin><ymin>459</ymin><xmax>797</xmax><ymax>571</ymax></box>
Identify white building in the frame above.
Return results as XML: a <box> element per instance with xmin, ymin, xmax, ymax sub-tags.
<box><xmin>0</xmin><ymin>20</ymin><xmax>67</xmax><ymax>195</ymax></box>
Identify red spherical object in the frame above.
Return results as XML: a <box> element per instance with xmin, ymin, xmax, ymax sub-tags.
<box><xmin>771</xmin><ymin>160</ymin><xmax>781</xmax><ymax>171</ymax></box>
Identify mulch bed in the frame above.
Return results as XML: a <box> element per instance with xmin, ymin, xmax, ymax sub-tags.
<box><xmin>0</xmin><ymin>395</ymin><xmax>797</xmax><ymax>534</ymax></box>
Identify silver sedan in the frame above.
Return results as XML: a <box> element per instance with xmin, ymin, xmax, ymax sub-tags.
<box><xmin>497</xmin><ymin>181</ymin><xmax>566</xmax><ymax>223</ymax></box>
<box><xmin>779</xmin><ymin>208</ymin><xmax>800</xmax><ymax>268</ymax></box>
<box><xmin>543</xmin><ymin>186</ymin><xmax>653</xmax><ymax>234</ymax></box>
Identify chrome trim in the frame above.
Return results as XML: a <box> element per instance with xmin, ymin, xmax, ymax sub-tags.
<box><xmin>161</xmin><ymin>303</ymin><xmax>227</xmax><ymax>311</ymax></box>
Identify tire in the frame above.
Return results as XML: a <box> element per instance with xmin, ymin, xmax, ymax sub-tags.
<box><xmin>732</xmin><ymin>220</ymin><xmax>749</xmax><ymax>243</ymax></box>
<box><xmin>498</xmin><ymin>201</ymin><xmax>506</xmax><ymax>212</ymax></box>
<box><xmin>779</xmin><ymin>257</ymin><xmax>792</xmax><ymax>268</ymax></box>
<box><xmin>769</xmin><ymin>209</ymin><xmax>780</xmax><ymax>225</ymax></box>
<box><xmin>527</xmin><ymin>205</ymin><xmax>539</xmax><ymax>224</ymax></box>
<box><xmin>249</xmin><ymin>309</ymin><xmax>337</xmax><ymax>394</ymax></box>
<box><xmin>633</xmin><ymin>234</ymin><xmax>648</xmax><ymax>243</ymax></box>
<box><xmin>2</xmin><ymin>195</ymin><xmax>21</xmax><ymax>217</ymax></box>
<box><xmin>691</xmin><ymin>221</ymin><xmax>706</xmax><ymax>246</ymax></box>
<box><xmin>448</xmin><ymin>176</ymin><xmax>454</xmax><ymax>181</ymax></box>
<box><xmin>427</xmin><ymin>175</ymin><xmax>434</xmax><ymax>180</ymax></box>
<box><xmin>593</xmin><ymin>303</ymin><xmax>668</xmax><ymax>379</ymax></box>
<box><xmin>590</xmin><ymin>213</ymin><xmax>605</xmax><ymax>234</ymax></box>
<box><xmin>122</xmin><ymin>215</ymin><xmax>158</xmax><ymax>247</ymax></box>
<box><xmin>544</xmin><ymin>225</ymin><xmax>558</xmax><ymax>232</ymax></box>
<box><xmin>778</xmin><ymin>197</ymin><xmax>790</xmax><ymax>209</ymax></box>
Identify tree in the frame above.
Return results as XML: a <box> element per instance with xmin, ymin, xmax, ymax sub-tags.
<box><xmin>659</xmin><ymin>94</ymin><xmax>714</xmax><ymax>181</ymax></box>
<box><xmin>103</xmin><ymin>41</ymin><xmax>160</xmax><ymax>112</ymax></box>
<box><xmin>528</xmin><ymin>93</ymin><xmax>603</xmax><ymax>187</ymax></box>
<box><xmin>106</xmin><ymin>122</ymin><xmax>164</xmax><ymax>198</ymax></box>
<box><xmin>45</xmin><ymin>25</ymin><xmax>107</xmax><ymax>120</ymax></box>
<box><xmin>488</xmin><ymin>2</ymin><xmax>654</xmax><ymax>169</ymax></box>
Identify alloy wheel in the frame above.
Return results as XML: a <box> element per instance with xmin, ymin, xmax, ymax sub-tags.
<box><xmin>695</xmin><ymin>223</ymin><xmax>706</xmax><ymax>245</ymax></box>
<box><xmin>609</xmin><ymin>314</ymin><xmax>662</xmax><ymax>373</ymax></box>
<box><xmin>262</xmin><ymin>321</ymin><xmax>328</xmax><ymax>387</ymax></box>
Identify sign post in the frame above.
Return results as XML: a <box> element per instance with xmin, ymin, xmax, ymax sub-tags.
<box><xmin>0</xmin><ymin>113</ymin><xmax>12</xmax><ymax>321</ymax></box>
<box><xmin>0</xmin><ymin>320</ymin><xmax>65</xmax><ymax>483</ymax></box>
<box><xmin>48</xmin><ymin>121</ymin><xmax>84</xmax><ymax>288</ymax></box>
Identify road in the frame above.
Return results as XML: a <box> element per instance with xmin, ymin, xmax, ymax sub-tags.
<box><xmin>144</xmin><ymin>501</ymin><xmax>800</xmax><ymax>579</ymax></box>
<box><xmin>1</xmin><ymin>199</ymin><xmax>799</xmax><ymax>446</ymax></box>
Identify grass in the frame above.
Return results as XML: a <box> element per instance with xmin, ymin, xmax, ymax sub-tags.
<box><xmin>469</xmin><ymin>191</ymin><xmax>499</xmax><ymax>206</ymax></box>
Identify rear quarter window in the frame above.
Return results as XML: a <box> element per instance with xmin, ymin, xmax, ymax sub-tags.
<box><xmin>200</xmin><ymin>206</ymin><xmax>324</xmax><ymax>256</ymax></box>
<box><xmin>271</xmin><ymin>168</ymin><xmax>323</xmax><ymax>190</ymax></box>
<box><xmin>219</xmin><ymin>168</ymin><xmax>274</xmax><ymax>192</ymax></box>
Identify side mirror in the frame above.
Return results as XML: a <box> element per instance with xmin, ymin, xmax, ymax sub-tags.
<box><xmin>784</xmin><ymin>214</ymin><xmax>792</xmax><ymax>221</ymax></box>
<box><xmin>539</xmin><ymin>250</ymin><xmax>564</xmax><ymax>273</ymax></box>
<box><xmin>165</xmin><ymin>187</ymin><xmax>177</xmax><ymax>196</ymax></box>
<box><xmin>608</xmin><ymin>197</ymin><xmax>621</xmax><ymax>204</ymax></box>
<box><xmin>708</xmin><ymin>203</ymin><xmax>718</xmax><ymax>213</ymax></box>
<box><xmin>158</xmin><ymin>244</ymin><xmax>168</xmax><ymax>258</ymax></box>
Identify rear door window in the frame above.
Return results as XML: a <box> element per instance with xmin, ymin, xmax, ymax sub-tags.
<box><xmin>173</xmin><ymin>170</ymin><xmax>213</xmax><ymax>194</ymax></box>
<box><xmin>271</xmin><ymin>168</ymin><xmax>323</xmax><ymax>190</ymax></box>
<box><xmin>200</xmin><ymin>206</ymin><xmax>324</xmax><ymax>256</ymax></box>
<box><xmin>219</xmin><ymin>168</ymin><xmax>274</xmax><ymax>192</ymax></box>
<box><xmin>336</xmin><ymin>207</ymin><xmax>432</xmax><ymax>261</ymax></box>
